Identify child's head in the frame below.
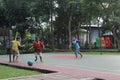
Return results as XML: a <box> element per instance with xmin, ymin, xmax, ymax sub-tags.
<box><xmin>35</xmin><ymin>37</ymin><xmax>40</xmax><ymax>42</ymax></box>
<box><xmin>16</xmin><ymin>37</ymin><xmax>21</xmax><ymax>41</ymax></box>
<box><xmin>72</xmin><ymin>36</ymin><xmax>76</xmax><ymax>40</ymax></box>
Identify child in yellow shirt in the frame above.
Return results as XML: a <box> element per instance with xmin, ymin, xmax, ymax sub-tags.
<box><xmin>11</xmin><ymin>37</ymin><xmax>23</xmax><ymax>62</ymax></box>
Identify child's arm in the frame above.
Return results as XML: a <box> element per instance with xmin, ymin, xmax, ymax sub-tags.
<box><xmin>41</xmin><ymin>42</ymin><xmax>44</xmax><ymax>48</ymax></box>
<box><xmin>29</xmin><ymin>42</ymin><xmax>34</xmax><ymax>50</ymax></box>
<box><xmin>29</xmin><ymin>46</ymin><xmax>33</xmax><ymax>50</ymax></box>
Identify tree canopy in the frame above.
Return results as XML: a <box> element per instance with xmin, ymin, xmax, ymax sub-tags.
<box><xmin>0</xmin><ymin>0</ymin><xmax>120</xmax><ymax>50</ymax></box>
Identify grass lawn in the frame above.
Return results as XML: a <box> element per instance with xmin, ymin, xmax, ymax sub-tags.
<box><xmin>0</xmin><ymin>65</ymin><xmax>41</xmax><ymax>79</ymax></box>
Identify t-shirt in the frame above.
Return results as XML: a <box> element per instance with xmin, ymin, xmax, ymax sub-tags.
<box><xmin>72</xmin><ymin>39</ymin><xmax>80</xmax><ymax>49</ymax></box>
<box><xmin>11</xmin><ymin>40</ymin><xmax>20</xmax><ymax>52</ymax></box>
<box><xmin>6</xmin><ymin>41</ymin><xmax>10</xmax><ymax>49</ymax></box>
<box><xmin>32</xmin><ymin>41</ymin><xmax>43</xmax><ymax>53</ymax></box>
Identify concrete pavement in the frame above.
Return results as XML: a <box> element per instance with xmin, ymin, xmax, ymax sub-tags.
<box><xmin>0</xmin><ymin>52</ymin><xmax>120</xmax><ymax>80</ymax></box>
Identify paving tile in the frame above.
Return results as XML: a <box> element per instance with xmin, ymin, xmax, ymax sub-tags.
<box><xmin>32</xmin><ymin>75</ymin><xmax>58</xmax><ymax>80</ymax></box>
<box><xmin>42</xmin><ymin>73</ymin><xmax>72</xmax><ymax>79</ymax></box>
<box><xmin>1</xmin><ymin>57</ymin><xmax>120</xmax><ymax>80</ymax></box>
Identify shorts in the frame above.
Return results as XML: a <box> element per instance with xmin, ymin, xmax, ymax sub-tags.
<box><xmin>34</xmin><ymin>52</ymin><xmax>42</xmax><ymax>57</ymax></box>
<box><xmin>11</xmin><ymin>49</ymin><xmax>19</xmax><ymax>56</ymax></box>
<box><xmin>74</xmin><ymin>48</ymin><xmax>80</xmax><ymax>54</ymax></box>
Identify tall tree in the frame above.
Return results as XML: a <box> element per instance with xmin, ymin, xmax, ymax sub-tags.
<box><xmin>105</xmin><ymin>0</ymin><xmax>120</xmax><ymax>51</ymax></box>
<box><xmin>3</xmin><ymin>0</ymin><xmax>30</xmax><ymax>38</ymax></box>
<box><xmin>30</xmin><ymin>0</ymin><xmax>56</xmax><ymax>49</ymax></box>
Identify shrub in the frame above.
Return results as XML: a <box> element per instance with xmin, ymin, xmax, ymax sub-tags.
<box><xmin>43</xmin><ymin>48</ymin><xmax>53</xmax><ymax>52</ymax></box>
<box><xmin>0</xmin><ymin>50</ymin><xmax>6</xmax><ymax>54</ymax></box>
<box><xmin>20</xmin><ymin>44</ymin><xmax>53</xmax><ymax>53</ymax></box>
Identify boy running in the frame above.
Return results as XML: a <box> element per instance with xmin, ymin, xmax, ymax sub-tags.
<box><xmin>30</xmin><ymin>37</ymin><xmax>44</xmax><ymax>62</ymax></box>
<box><xmin>72</xmin><ymin>36</ymin><xmax>83</xmax><ymax>58</ymax></box>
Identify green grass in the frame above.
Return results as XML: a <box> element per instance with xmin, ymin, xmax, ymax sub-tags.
<box><xmin>0</xmin><ymin>65</ymin><xmax>41</xmax><ymax>79</ymax></box>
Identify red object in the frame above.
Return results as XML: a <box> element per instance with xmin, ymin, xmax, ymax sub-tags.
<box><xmin>33</xmin><ymin>41</ymin><xmax>43</xmax><ymax>53</ymax></box>
<box><xmin>105</xmin><ymin>37</ymin><xmax>111</xmax><ymax>48</ymax></box>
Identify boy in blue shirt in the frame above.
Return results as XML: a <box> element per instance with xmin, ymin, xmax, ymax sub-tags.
<box><xmin>72</xmin><ymin>36</ymin><xmax>83</xmax><ymax>58</ymax></box>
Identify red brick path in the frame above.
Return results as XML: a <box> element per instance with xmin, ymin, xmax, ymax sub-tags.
<box><xmin>0</xmin><ymin>61</ymin><xmax>120</xmax><ymax>80</ymax></box>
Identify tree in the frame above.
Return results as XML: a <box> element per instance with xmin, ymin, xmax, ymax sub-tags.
<box><xmin>82</xmin><ymin>0</ymin><xmax>103</xmax><ymax>49</ymax></box>
<box><xmin>0</xmin><ymin>5</ymin><xmax>7</xmax><ymax>27</ymax></box>
<box><xmin>107</xmin><ymin>0</ymin><xmax>120</xmax><ymax>51</ymax></box>
<box><xmin>3</xmin><ymin>0</ymin><xmax>30</xmax><ymax>38</ymax></box>
<box><xmin>30</xmin><ymin>0</ymin><xmax>55</xmax><ymax>48</ymax></box>
<box><xmin>55</xmin><ymin>0</ymin><xmax>85</xmax><ymax>49</ymax></box>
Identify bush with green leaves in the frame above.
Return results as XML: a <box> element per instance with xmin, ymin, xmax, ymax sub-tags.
<box><xmin>43</xmin><ymin>48</ymin><xmax>53</xmax><ymax>52</ymax></box>
<box><xmin>0</xmin><ymin>50</ymin><xmax>6</xmax><ymax>54</ymax></box>
<box><xmin>20</xmin><ymin>44</ymin><xmax>53</xmax><ymax>53</ymax></box>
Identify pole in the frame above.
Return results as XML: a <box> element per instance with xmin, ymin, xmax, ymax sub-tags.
<box><xmin>50</xmin><ymin>0</ymin><xmax>54</xmax><ymax>50</ymax></box>
<box><xmin>8</xmin><ymin>28</ymin><xmax>11</xmax><ymax>62</ymax></box>
<box><xmin>97</xmin><ymin>18</ymin><xmax>102</xmax><ymax>55</ymax></box>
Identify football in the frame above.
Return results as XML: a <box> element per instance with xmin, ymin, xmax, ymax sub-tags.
<box><xmin>27</xmin><ymin>60</ymin><xmax>33</xmax><ymax>66</ymax></box>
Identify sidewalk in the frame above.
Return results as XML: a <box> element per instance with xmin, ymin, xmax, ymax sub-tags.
<box><xmin>1</xmin><ymin>53</ymin><xmax>120</xmax><ymax>80</ymax></box>
<box><xmin>0</xmin><ymin>61</ymin><xmax>102</xmax><ymax>80</ymax></box>
<box><xmin>3</xmin><ymin>72</ymin><xmax>97</xmax><ymax>80</ymax></box>
<box><xmin>0</xmin><ymin>60</ymin><xmax>120</xmax><ymax>80</ymax></box>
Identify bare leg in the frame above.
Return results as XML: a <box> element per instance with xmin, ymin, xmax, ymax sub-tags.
<box><xmin>79</xmin><ymin>53</ymin><xmax>83</xmax><ymax>58</ymax></box>
<box><xmin>13</xmin><ymin>54</ymin><xmax>15</xmax><ymax>62</ymax></box>
<box><xmin>39</xmin><ymin>56</ymin><xmax>42</xmax><ymax>62</ymax></box>
<box><xmin>13</xmin><ymin>51</ymin><xmax>16</xmax><ymax>62</ymax></box>
<box><xmin>74</xmin><ymin>49</ymin><xmax>78</xmax><ymax>58</ymax></box>
<box><xmin>74</xmin><ymin>53</ymin><xmax>78</xmax><ymax>58</ymax></box>
<box><xmin>16</xmin><ymin>55</ymin><xmax>18</xmax><ymax>62</ymax></box>
<box><xmin>78</xmin><ymin>49</ymin><xmax>83</xmax><ymax>58</ymax></box>
<box><xmin>35</xmin><ymin>56</ymin><xmax>37</xmax><ymax>61</ymax></box>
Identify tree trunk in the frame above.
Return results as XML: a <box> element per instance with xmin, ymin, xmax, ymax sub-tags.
<box><xmin>85</xmin><ymin>24</ymin><xmax>89</xmax><ymax>49</ymax></box>
<box><xmin>77</xmin><ymin>22</ymin><xmax>81</xmax><ymax>40</ymax></box>
<box><xmin>117</xmin><ymin>41</ymin><xmax>120</xmax><ymax>51</ymax></box>
<box><xmin>68</xmin><ymin>15</ymin><xmax>72</xmax><ymax>49</ymax></box>
<box><xmin>88</xmin><ymin>22</ymin><xmax>92</xmax><ymax>50</ymax></box>
<box><xmin>50</xmin><ymin>0</ymin><xmax>54</xmax><ymax>50</ymax></box>
<box><xmin>113</xmin><ymin>26</ymin><xmax>120</xmax><ymax>51</ymax></box>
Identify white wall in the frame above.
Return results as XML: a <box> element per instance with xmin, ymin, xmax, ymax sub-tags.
<box><xmin>90</xmin><ymin>28</ymin><xmax>99</xmax><ymax>43</ymax></box>
<box><xmin>79</xmin><ymin>29</ymin><xmax>87</xmax><ymax>46</ymax></box>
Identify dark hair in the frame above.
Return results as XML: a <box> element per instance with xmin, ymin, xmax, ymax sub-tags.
<box><xmin>16</xmin><ymin>37</ymin><xmax>20</xmax><ymax>40</ymax></box>
<box><xmin>35</xmin><ymin>37</ymin><xmax>40</xmax><ymax>41</ymax></box>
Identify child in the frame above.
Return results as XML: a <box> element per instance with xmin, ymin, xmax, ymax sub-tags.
<box><xmin>6</xmin><ymin>40</ymin><xmax>10</xmax><ymax>54</ymax></box>
<box><xmin>11</xmin><ymin>37</ymin><xmax>23</xmax><ymax>62</ymax></box>
<box><xmin>30</xmin><ymin>37</ymin><xmax>44</xmax><ymax>62</ymax></box>
<box><xmin>72</xmin><ymin>36</ymin><xmax>83</xmax><ymax>58</ymax></box>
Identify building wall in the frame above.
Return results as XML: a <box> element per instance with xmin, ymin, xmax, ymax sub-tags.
<box><xmin>90</xmin><ymin>28</ymin><xmax>99</xmax><ymax>43</ymax></box>
<box><xmin>79</xmin><ymin>29</ymin><xmax>88</xmax><ymax>46</ymax></box>
<box><xmin>79</xmin><ymin>27</ymin><xmax>100</xmax><ymax>46</ymax></box>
